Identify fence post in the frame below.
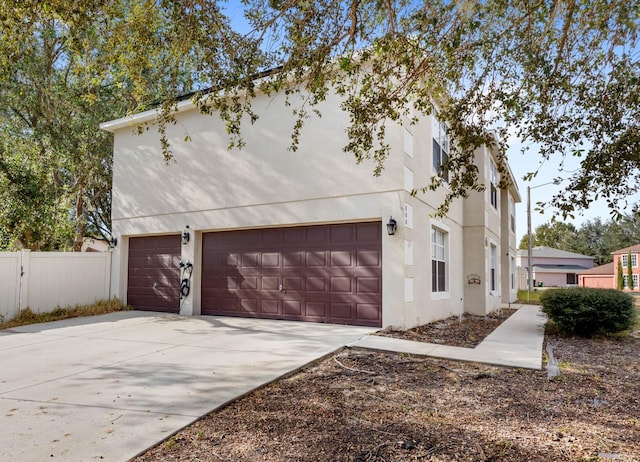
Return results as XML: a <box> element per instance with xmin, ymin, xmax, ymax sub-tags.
<box><xmin>19</xmin><ymin>249</ymin><xmax>31</xmax><ymax>312</ymax></box>
<box><xmin>103</xmin><ymin>251</ymin><xmax>112</xmax><ymax>300</ymax></box>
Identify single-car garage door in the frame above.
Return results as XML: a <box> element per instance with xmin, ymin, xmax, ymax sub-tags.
<box><xmin>201</xmin><ymin>222</ymin><xmax>382</xmax><ymax>327</ymax></box>
<box><xmin>127</xmin><ymin>235</ymin><xmax>181</xmax><ymax>313</ymax></box>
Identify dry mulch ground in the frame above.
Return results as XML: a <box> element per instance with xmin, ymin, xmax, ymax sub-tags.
<box><xmin>376</xmin><ymin>309</ymin><xmax>517</xmax><ymax>348</ymax></box>
<box><xmin>134</xmin><ymin>311</ymin><xmax>640</xmax><ymax>462</ymax></box>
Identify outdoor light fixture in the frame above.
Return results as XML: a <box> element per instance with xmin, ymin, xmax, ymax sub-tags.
<box><xmin>386</xmin><ymin>217</ymin><xmax>397</xmax><ymax>236</ymax></box>
<box><xmin>182</xmin><ymin>226</ymin><xmax>190</xmax><ymax>245</ymax></box>
<box><xmin>108</xmin><ymin>236</ymin><xmax>118</xmax><ymax>249</ymax></box>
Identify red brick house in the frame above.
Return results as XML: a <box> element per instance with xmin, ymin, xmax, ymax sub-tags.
<box><xmin>578</xmin><ymin>244</ymin><xmax>640</xmax><ymax>291</ymax></box>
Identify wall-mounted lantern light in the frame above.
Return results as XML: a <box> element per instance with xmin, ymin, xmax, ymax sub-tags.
<box><xmin>386</xmin><ymin>217</ymin><xmax>397</xmax><ymax>236</ymax></box>
<box><xmin>108</xmin><ymin>236</ymin><xmax>118</xmax><ymax>250</ymax></box>
<box><xmin>182</xmin><ymin>226</ymin><xmax>190</xmax><ymax>245</ymax></box>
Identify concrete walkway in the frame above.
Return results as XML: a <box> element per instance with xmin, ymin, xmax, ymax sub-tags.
<box><xmin>348</xmin><ymin>304</ymin><xmax>546</xmax><ymax>369</ymax></box>
<box><xmin>0</xmin><ymin>312</ymin><xmax>372</xmax><ymax>462</ymax></box>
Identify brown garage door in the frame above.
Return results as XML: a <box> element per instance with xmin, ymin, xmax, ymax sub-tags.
<box><xmin>201</xmin><ymin>222</ymin><xmax>382</xmax><ymax>327</ymax></box>
<box><xmin>127</xmin><ymin>235</ymin><xmax>181</xmax><ymax>313</ymax></box>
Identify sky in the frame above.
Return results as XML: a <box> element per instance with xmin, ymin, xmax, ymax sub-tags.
<box><xmin>507</xmin><ymin>140</ymin><xmax>637</xmax><ymax>247</ymax></box>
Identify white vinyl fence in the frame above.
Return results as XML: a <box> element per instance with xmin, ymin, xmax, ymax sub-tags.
<box><xmin>0</xmin><ymin>250</ymin><xmax>112</xmax><ymax>322</ymax></box>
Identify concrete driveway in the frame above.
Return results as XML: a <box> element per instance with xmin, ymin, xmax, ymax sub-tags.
<box><xmin>0</xmin><ymin>311</ymin><xmax>372</xmax><ymax>461</ymax></box>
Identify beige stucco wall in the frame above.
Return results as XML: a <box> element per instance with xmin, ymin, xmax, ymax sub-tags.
<box><xmin>398</xmin><ymin>112</ymin><xmax>465</xmax><ymax>325</ymax></box>
<box><xmin>500</xmin><ymin>188</ymin><xmax>519</xmax><ymax>304</ymax></box>
<box><xmin>461</xmin><ymin>146</ymin><xmax>504</xmax><ymax>315</ymax></box>
<box><xmin>105</xmin><ymin>87</ymin><xmax>516</xmax><ymax>328</ymax></box>
<box><xmin>107</xmin><ymin>89</ymin><xmax>452</xmax><ymax>329</ymax></box>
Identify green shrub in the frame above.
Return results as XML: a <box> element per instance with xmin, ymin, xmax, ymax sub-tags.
<box><xmin>540</xmin><ymin>288</ymin><xmax>636</xmax><ymax>337</ymax></box>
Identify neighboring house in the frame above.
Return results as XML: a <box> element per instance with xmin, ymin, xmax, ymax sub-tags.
<box><xmin>81</xmin><ymin>238</ymin><xmax>109</xmax><ymax>252</ymax></box>
<box><xmin>516</xmin><ymin>246</ymin><xmax>595</xmax><ymax>288</ymax></box>
<box><xmin>101</xmin><ymin>87</ymin><xmax>521</xmax><ymax>329</ymax></box>
<box><xmin>612</xmin><ymin>244</ymin><xmax>640</xmax><ymax>291</ymax></box>
<box><xmin>577</xmin><ymin>262</ymin><xmax>615</xmax><ymax>289</ymax></box>
<box><xmin>580</xmin><ymin>244</ymin><xmax>640</xmax><ymax>291</ymax></box>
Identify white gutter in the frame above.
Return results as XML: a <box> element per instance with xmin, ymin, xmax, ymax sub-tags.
<box><xmin>99</xmin><ymin>98</ymin><xmax>198</xmax><ymax>133</ymax></box>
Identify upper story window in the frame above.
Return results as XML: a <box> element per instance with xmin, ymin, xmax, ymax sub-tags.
<box><xmin>489</xmin><ymin>158</ymin><xmax>498</xmax><ymax>209</ymax></box>
<box><xmin>621</xmin><ymin>254</ymin><xmax>638</xmax><ymax>267</ymax></box>
<box><xmin>509</xmin><ymin>196</ymin><xmax>515</xmax><ymax>232</ymax></box>
<box><xmin>432</xmin><ymin>115</ymin><xmax>449</xmax><ymax>183</ymax></box>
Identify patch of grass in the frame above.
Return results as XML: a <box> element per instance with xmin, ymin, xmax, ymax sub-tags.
<box><xmin>517</xmin><ymin>289</ymin><xmax>543</xmax><ymax>305</ymax></box>
<box><xmin>0</xmin><ymin>298</ymin><xmax>130</xmax><ymax>330</ymax></box>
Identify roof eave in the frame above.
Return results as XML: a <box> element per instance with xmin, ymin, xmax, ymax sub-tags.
<box><xmin>99</xmin><ymin>99</ymin><xmax>197</xmax><ymax>133</ymax></box>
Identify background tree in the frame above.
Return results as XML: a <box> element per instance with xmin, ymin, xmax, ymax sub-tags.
<box><xmin>521</xmin><ymin>214</ymin><xmax>640</xmax><ymax>266</ymax></box>
<box><xmin>0</xmin><ymin>9</ymin><xmax>129</xmax><ymax>249</ymax></box>
<box><xmin>571</xmin><ymin>218</ymin><xmax>612</xmax><ymax>266</ymax></box>
<box><xmin>627</xmin><ymin>252</ymin><xmax>634</xmax><ymax>290</ymax></box>
<box><xmin>518</xmin><ymin>222</ymin><xmax>578</xmax><ymax>252</ymax></box>
<box><xmin>1</xmin><ymin>1</ymin><xmax>639</xmax><ymax>247</ymax></box>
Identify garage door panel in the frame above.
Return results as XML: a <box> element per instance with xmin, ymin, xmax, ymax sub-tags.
<box><xmin>261</xmin><ymin>229</ymin><xmax>283</xmax><ymax>245</ymax></box>
<box><xmin>331</xmin><ymin>251</ymin><xmax>353</xmax><ymax>267</ymax></box>
<box><xmin>242</xmin><ymin>253</ymin><xmax>260</xmax><ymax>267</ymax></box>
<box><xmin>331</xmin><ymin>277</ymin><xmax>353</xmax><ymax>293</ymax></box>
<box><xmin>262</xmin><ymin>253</ymin><xmax>280</xmax><ymax>266</ymax></box>
<box><xmin>305</xmin><ymin>276</ymin><xmax>327</xmax><ymax>292</ymax></box>
<box><xmin>306</xmin><ymin>227</ymin><xmax>327</xmax><ymax>243</ymax></box>
<box><xmin>305</xmin><ymin>301</ymin><xmax>328</xmax><ymax>318</ymax></box>
<box><xmin>357</xmin><ymin>249</ymin><xmax>381</xmax><ymax>267</ymax></box>
<box><xmin>283</xmin><ymin>227</ymin><xmax>304</xmax><ymax>243</ymax></box>
<box><xmin>283</xmin><ymin>300</ymin><xmax>302</xmax><ymax>316</ymax></box>
<box><xmin>283</xmin><ymin>252</ymin><xmax>304</xmax><ymax>267</ymax></box>
<box><xmin>220</xmin><ymin>297</ymin><xmax>240</xmax><ymax>312</ymax></box>
<box><xmin>239</xmin><ymin>277</ymin><xmax>259</xmax><ymax>290</ymax></box>
<box><xmin>262</xmin><ymin>277</ymin><xmax>279</xmax><ymax>290</ymax></box>
<box><xmin>201</xmin><ymin>222</ymin><xmax>381</xmax><ymax>326</ymax></box>
<box><xmin>127</xmin><ymin>235</ymin><xmax>181</xmax><ymax>313</ymax></box>
<box><xmin>283</xmin><ymin>277</ymin><xmax>302</xmax><ymax>290</ymax></box>
<box><xmin>330</xmin><ymin>303</ymin><xmax>353</xmax><ymax>319</ymax></box>
<box><xmin>357</xmin><ymin>277</ymin><xmax>381</xmax><ymax>294</ymax></box>
<box><xmin>240</xmin><ymin>298</ymin><xmax>258</xmax><ymax>313</ymax></box>
<box><xmin>356</xmin><ymin>222</ymin><xmax>381</xmax><ymax>242</ymax></box>
<box><xmin>357</xmin><ymin>303</ymin><xmax>381</xmax><ymax>321</ymax></box>
<box><xmin>330</xmin><ymin>224</ymin><xmax>354</xmax><ymax>242</ymax></box>
<box><xmin>306</xmin><ymin>251</ymin><xmax>327</xmax><ymax>267</ymax></box>
<box><xmin>261</xmin><ymin>299</ymin><xmax>280</xmax><ymax>314</ymax></box>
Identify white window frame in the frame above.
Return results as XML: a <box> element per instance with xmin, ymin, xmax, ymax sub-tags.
<box><xmin>509</xmin><ymin>196</ymin><xmax>515</xmax><ymax>232</ymax></box>
<box><xmin>510</xmin><ymin>256</ymin><xmax>515</xmax><ymax>290</ymax></box>
<box><xmin>489</xmin><ymin>158</ymin><xmax>498</xmax><ymax>209</ymax></box>
<box><xmin>490</xmin><ymin>244</ymin><xmax>497</xmax><ymax>291</ymax></box>
<box><xmin>431</xmin><ymin>222</ymin><xmax>449</xmax><ymax>300</ymax></box>
<box><xmin>432</xmin><ymin>114</ymin><xmax>449</xmax><ymax>183</ymax></box>
<box><xmin>621</xmin><ymin>254</ymin><xmax>638</xmax><ymax>267</ymax></box>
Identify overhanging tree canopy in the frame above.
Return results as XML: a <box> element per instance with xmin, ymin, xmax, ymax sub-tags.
<box><xmin>1</xmin><ymin>0</ymin><xmax>639</xmax><ymax>247</ymax></box>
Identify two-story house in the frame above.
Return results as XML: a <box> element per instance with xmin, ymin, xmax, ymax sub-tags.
<box><xmin>580</xmin><ymin>244</ymin><xmax>640</xmax><ymax>291</ymax></box>
<box><xmin>612</xmin><ymin>244</ymin><xmax>640</xmax><ymax>291</ymax></box>
<box><xmin>101</xmin><ymin>86</ymin><xmax>521</xmax><ymax>329</ymax></box>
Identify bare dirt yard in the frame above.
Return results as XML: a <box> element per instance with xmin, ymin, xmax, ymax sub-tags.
<box><xmin>134</xmin><ymin>311</ymin><xmax>640</xmax><ymax>462</ymax></box>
